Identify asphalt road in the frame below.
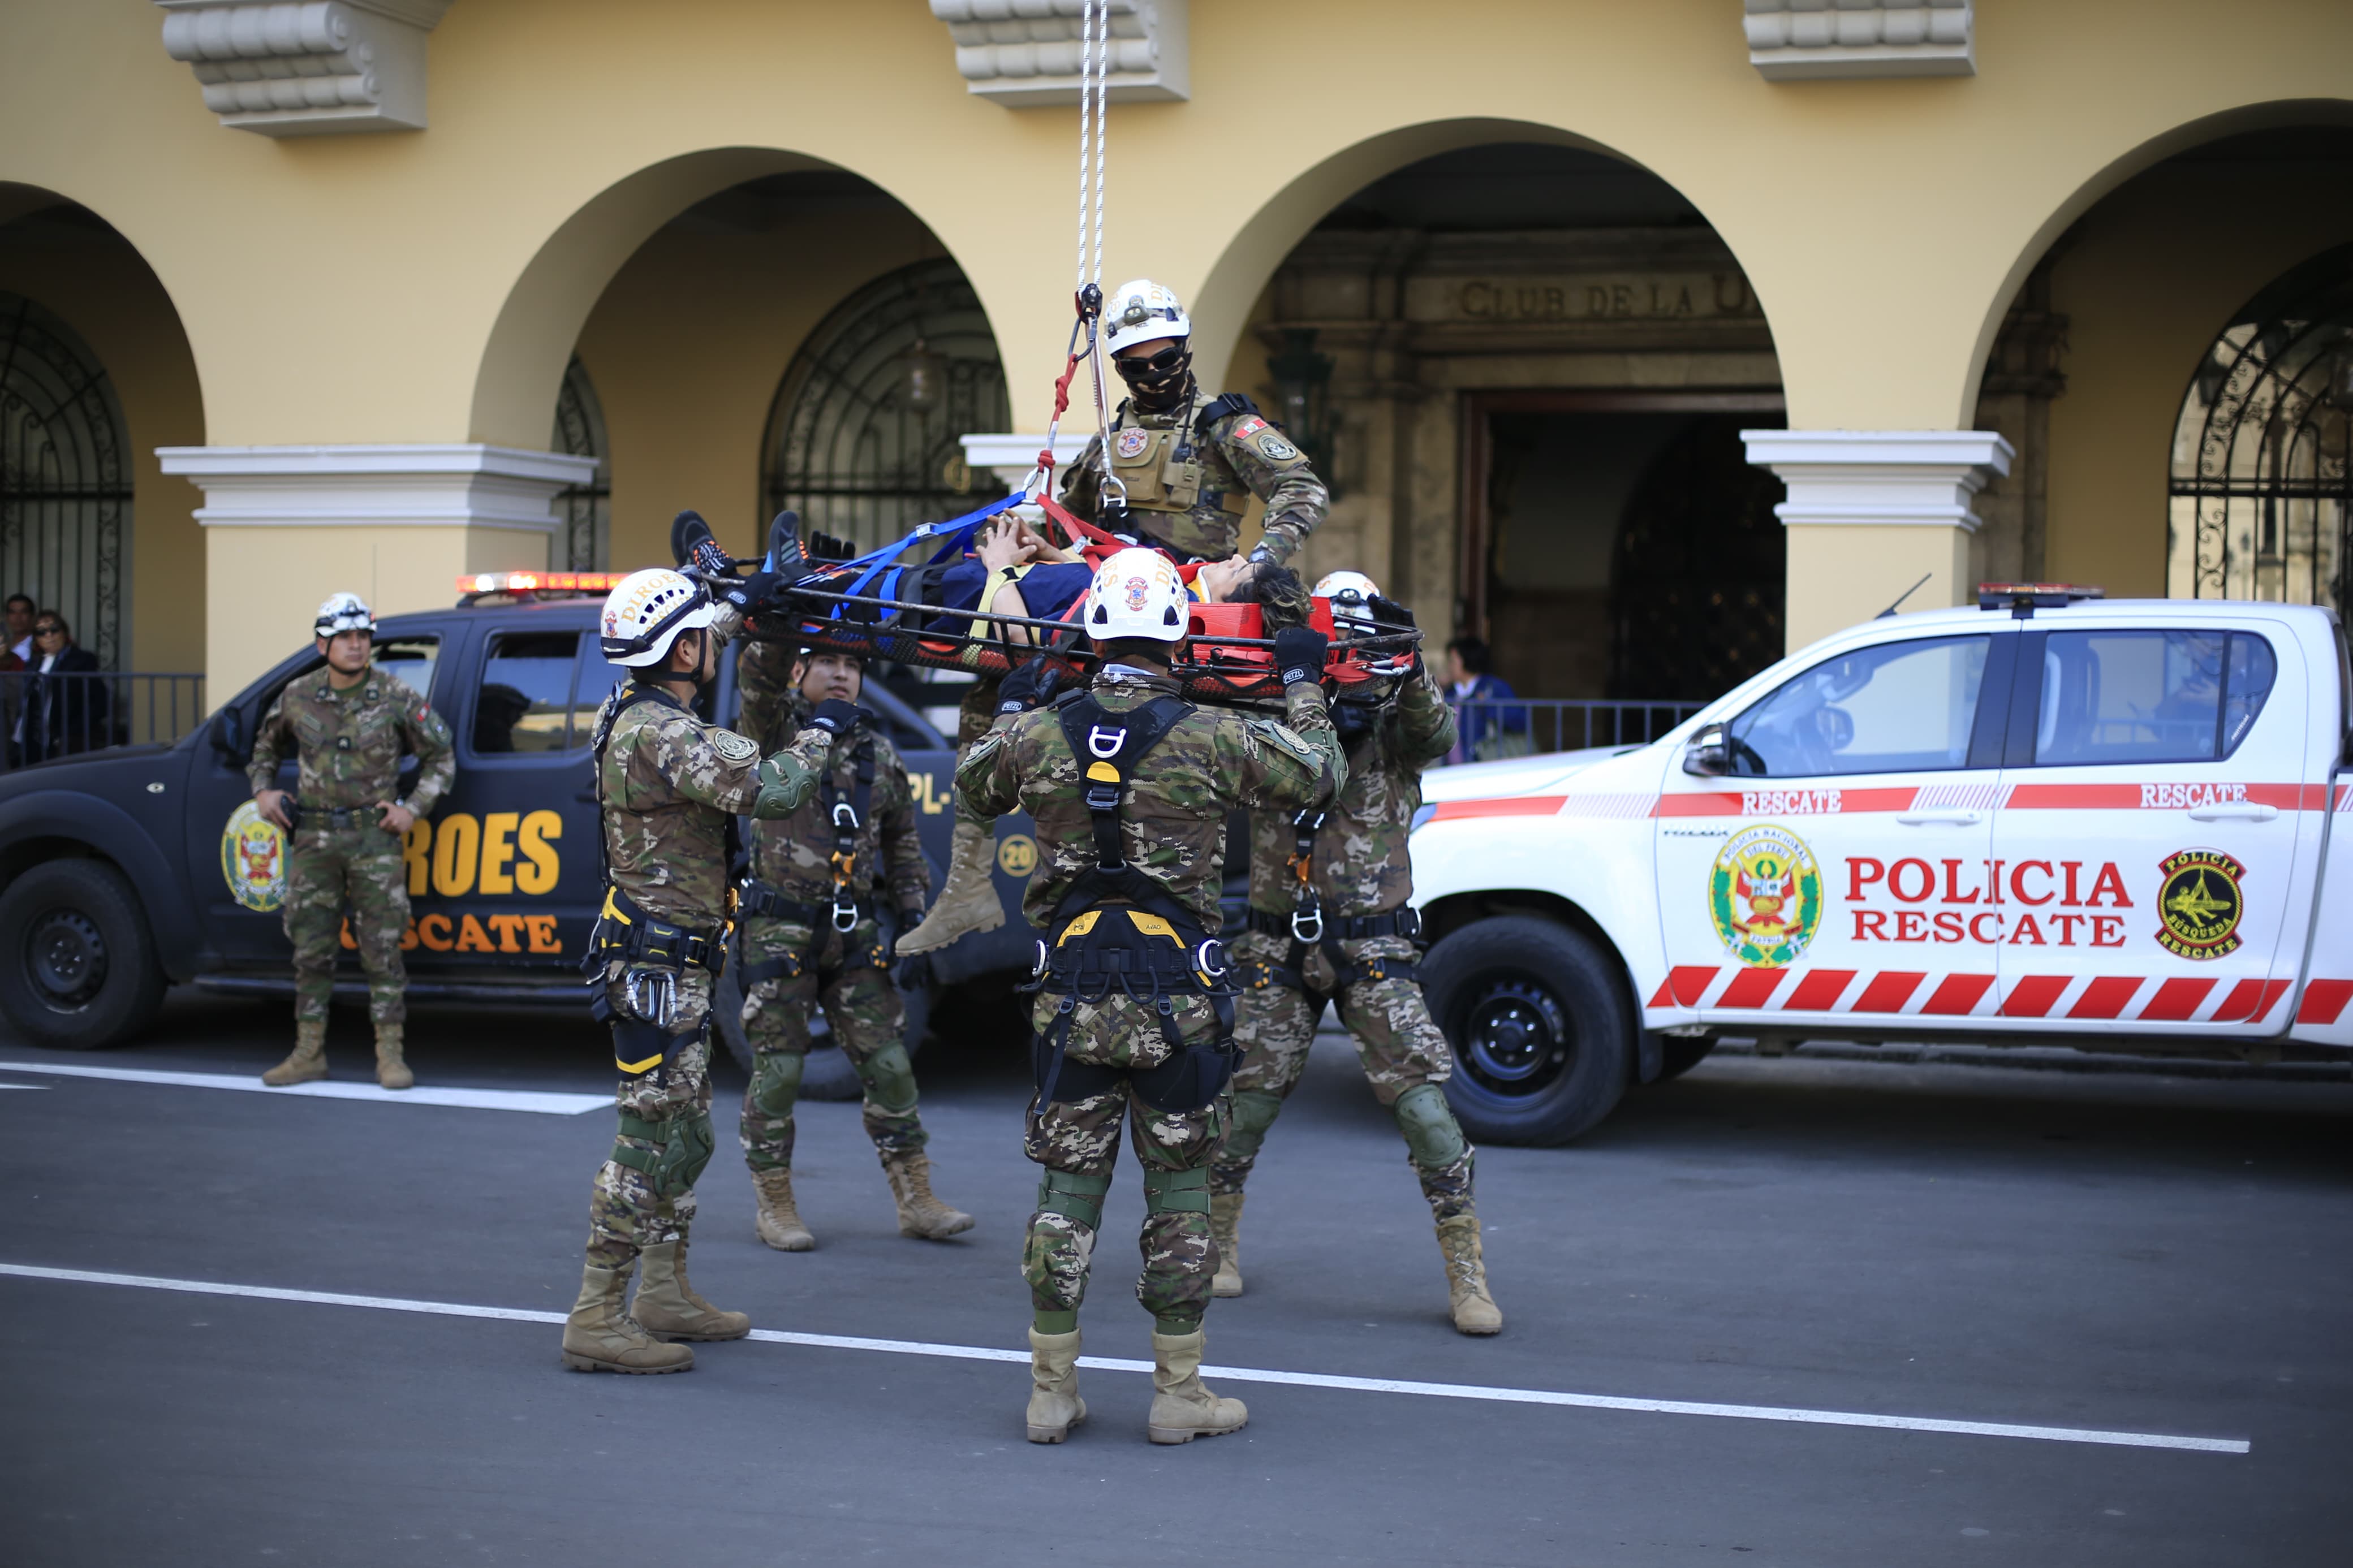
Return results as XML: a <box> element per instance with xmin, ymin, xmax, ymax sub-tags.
<box><xmin>3</xmin><ymin>991</ymin><xmax>2348</xmax><ymax>1567</ymax></box>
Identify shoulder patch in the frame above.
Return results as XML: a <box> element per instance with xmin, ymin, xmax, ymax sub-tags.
<box><xmin>710</xmin><ymin>729</ymin><xmax>758</xmax><ymax>763</ymax></box>
<box><xmin>1249</xmin><ymin>718</ymin><xmax>1322</xmax><ymax>768</ymax></box>
<box><xmin>1230</xmin><ymin>415</ymin><xmax>1269</xmax><ymax>439</ymax></box>
<box><xmin>1251</xmin><ymin>429</ymin><xmax>1302</xmax><ymax>464</ymax></box>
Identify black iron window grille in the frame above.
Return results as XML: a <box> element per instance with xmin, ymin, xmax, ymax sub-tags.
<box><xmin>0</xmin><ymin>292</ymin><xmax>128</xmax><ymax>668</ymax></box>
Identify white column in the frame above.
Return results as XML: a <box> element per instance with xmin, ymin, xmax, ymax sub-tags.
<box><xmin>159</xmin><ymin>443</ymin><xmax>596</xmax><ymax>698</ymax></box>
<box><xmin>1742</xmin><ymin>429</ymin><xmax>2014</xmax><ymax>652</ymax></box>
<box><xmin>959</xmin><ymin>432</ymin><xmax>1094</xmax><ymax>498</ymax></box>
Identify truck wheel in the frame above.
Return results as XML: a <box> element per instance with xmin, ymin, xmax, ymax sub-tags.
<box><xmin>1656</xmin><ymin>1034</ymin><xmax>1717</xmax><ymax>1081</ymax></box>
<box><xmin>710</xmin><ymin>953</ymin><xmax>930</xmax><ymax>1104</ymax></box>
<box><xmin>1421</xmin><ymin>915</ymin><xmax>1631</xmax><ymax>1147</ymax></box>
<box><xmin>0</xmin><ymin>859</ymin><xmax>167</xmax><ymax>1049</ymax></box>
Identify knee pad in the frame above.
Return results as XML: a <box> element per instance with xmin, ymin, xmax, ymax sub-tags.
<box><xmin>1393</xmin><ymin>1082</ymin><xmax>1468</xmax><ymax>1172</ymax></box>
<box><xmin>750</xmin><ymin>1050</ymin><xmax>804</xmax><ymax>1118</ymax></box>
<box><xmin>1141</xmin><ymin>1166</ymin><xmax>1210</xmax><ymax>1217</ymax></box>
<box><xmin>614</xmin><ymin>1110</ymin><xmax>716</xmax><ymax>1200</ymax></box>
<box><xmin>1220</xmin><ymin>1088</ymin><xmax>1285</xmax><ymax>1162</ymax></box>
<box><xmin>857</xmin><ymin>1041</ymin><xmax>920</xmax><ymax>1116</ymax></box>
<box><xmin>1035</xmin><ymin>1168</ymin><xmax>1110</xmax><ymax>1232</ymax></box>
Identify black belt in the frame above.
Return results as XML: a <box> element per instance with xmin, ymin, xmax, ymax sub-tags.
<box><xmin>1244</xmin><ymin>905</ymin><xmax>1421</xmax><ymax>944</ymax></box>
<box><xmin>736</xmin><ymin>879</ymin><xmax>887</xmax><ymax>987</ymax></box>
<box><xmin>584</xmin><ymin>886</ymin><xmax>728</xmax><ymax>978</ymax></box>
<box><xmin>288</xmin><ymin>804</ymin><xmax>378</xmax><ymax>830</ymax></box>
<box><xmin>1023</xmin><ymin>902</ymin><xmax>1238</xmax><ymax>1113</ymax></box>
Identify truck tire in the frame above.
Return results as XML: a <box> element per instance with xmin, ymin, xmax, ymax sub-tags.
<box><xmin>712</xmin><ymin>954</ymin><xmax>930</xmax><ymax>1103</ymax></box>
<box><xmin>0</xmin><ymin>859</ymin><xmax>167</xmax><ymax>1049</ymax></box>
<box><xmin>1421</xmin><ymin>914</ymin><xmax>1631</xmax><ymax>1147</ymax></box>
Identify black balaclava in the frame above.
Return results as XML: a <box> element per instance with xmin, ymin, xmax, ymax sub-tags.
<box><xmin>1114</xmin><ymin>338</ymin><xmax>1195</xmax><ymax>416</ymax></box>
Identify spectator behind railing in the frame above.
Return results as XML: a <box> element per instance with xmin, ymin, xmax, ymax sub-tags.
<box><xmin>3</xmin><ymin>594</ymin><xmax>33</xmax><ymax>667</ymax></box>
<box><xmin>15</xmin><ymin>612</ymin><xmax>109</xmax><ymax>765</ymax></box>
<box><xmin>1442</xmin><ymin>634</ymin><xmax>1531</xmax><ymax>764</ymax></box>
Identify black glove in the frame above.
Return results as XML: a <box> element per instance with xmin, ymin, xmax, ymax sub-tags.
<box><xmin>1272</xmin><ymin>625</ymin><xmax>1329</xmax><ymax>689</ymax></box>
<box><xmin>723</xmin><ymin>571</ymin><xmax>783</xmax><ymax>614</ymax></box>
<box><xmin>808</xmin><ymin>698</ymin><xmax>864</xmax><ymax>735</ymax></box>
<box><xmin>895</xmin><ymin>951</ymin><xmax>934</xmax><ymax>994</ymax></box>
<box><xmin>997</xmin><ymin>657</ymin><xmax>1062</xmax><ymax>714</ymax></box>
<box><xmin>1365</xmin><ymin>594</ymin><xmax>1419</xmax><ymax>672</ymax></box>
<box><xmin>1248</xmin><ymin>542</ymin><xmax>1281</xmax><ymax>568</ymax></box>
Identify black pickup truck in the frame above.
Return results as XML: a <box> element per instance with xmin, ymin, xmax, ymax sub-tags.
<box><xmin>0</xmin><ymin>592</ymin><xmax>1045</xmax><ymax>1096</ymax></box>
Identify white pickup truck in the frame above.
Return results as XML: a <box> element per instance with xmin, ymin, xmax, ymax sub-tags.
<box><xmin>1409</xmin><ymin>588</ymin><xmax>2353</xmax><ymax>1145</ymax></box>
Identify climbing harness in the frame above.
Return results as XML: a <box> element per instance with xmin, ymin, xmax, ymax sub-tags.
<box><xmin>737</xmin><ymin>729</ymin><xmax>893</xmax><ymax>989</ymax></box>
<box><xmin>1237</xmin><ymin>805</ymin><xmax>1423</xmax><ymax>1003</ymax></box>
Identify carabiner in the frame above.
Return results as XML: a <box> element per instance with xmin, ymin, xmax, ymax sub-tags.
<box><xmin>1290</xmin><ymin>904</ymin><xmax>1324</xmax><ymax>944</ymax></box>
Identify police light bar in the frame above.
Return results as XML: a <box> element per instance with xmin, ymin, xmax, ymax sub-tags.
<box><xmin>458</xmin><ymin>571</ymin><xmax>627</xmax><ymax>596</ymax></box>
<box><xmin>1977</xmin><ymin>582</ymin><xmax>2104</xmax><ymax>619</ymax></box>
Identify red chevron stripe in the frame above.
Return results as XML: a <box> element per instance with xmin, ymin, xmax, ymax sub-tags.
<box><xmin>1783</xmin><ymin>969</ymin><xmax>1858</xmax><ymax>1010</ymax></box>
<box><xmin>1920</xmin><ymin>973</ymin><xmax>1996</xmax><ymax>1016</ymax></box>
<box><xmin>2295</xmin><ymin>979</ymin><xmax>2353</xmax><ymax>1025</ymax></box>
<box><xmin>1999</xmin><ymin>975</ymin><xmax>2071</xmax><ymax>1018</ymax></box>
<box><xmin>2137</xmin><ymin>977</ymin><xmax>2217</xmax><ymax>1022</ymax></box>
<box><xmin>1717</xmin><ymin>969</ymin><xmax>1789</xmax><ymax>1009</ymax></box>
<box><xmin>2212</xmin><ymin>978</ymin><xmax>2291</xmax><ymax>1023</ymax></box>
<box><xmin>2069</xmin><ymin>977</ymin><xmax>2145</xmax><ymax>1019</ymax></box>
<box><xmin>1851</xmin><ymin>971</ymin><xmax>1927</xmax><ymax>1013</ymax></box>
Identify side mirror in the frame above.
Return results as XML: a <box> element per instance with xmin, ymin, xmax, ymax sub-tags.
<box><xmin>213</xmin><ymin>706</ymin><xmax>248</xmax><ymax>762</ymax></box>
<box><xmin>1682</xmin><ymin>721</ymin><xmax>1732</xmax><ymax>777</ymax></box>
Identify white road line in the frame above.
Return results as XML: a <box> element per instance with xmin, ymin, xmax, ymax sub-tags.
<box><xmin>0</xmin><ymin>1263</ymin><xmax>2251</xmax><ymax>1455</ymax></box>
<box><xmin>0</xmin><ymin>1061</ymin><xmax>608</xmax><ymax>1116</ymax></box>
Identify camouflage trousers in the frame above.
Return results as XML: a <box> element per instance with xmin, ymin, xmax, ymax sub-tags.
<box><xmin>738</xmin><ymin>915</ymin><xmax>924</xmax><ymax>1170</ymax></box>
<box><xmin>282</xmin><ymin>823</ymin><xmax>410</xmax><ymax>1026</ymax></box>
<box><xmin>1024</xmin><ymin>988</ymin><xmax>1228</xmax><ymax>1330</ymax></box>
<box><xmin>1214</xmin><ymin>929</ymin><xmax>1475</xmax><ymax>1221</ymax></box>
<box><xmin>586</xmin><ymin>965</ymin><xmax>714</xmax><ymax>1271</ymax></box>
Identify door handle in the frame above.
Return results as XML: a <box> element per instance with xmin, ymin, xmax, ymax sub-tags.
<box><xmin>2186</xmin><ymin>804</ymin><xmax>2277</xmax><ymax>822</ymax></box>
<box><xmin>1897</xmin><ymin>809</ymin><xmax>1982</xmax><ymax>826</ymax></box>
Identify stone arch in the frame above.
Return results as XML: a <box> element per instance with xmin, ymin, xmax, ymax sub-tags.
<box><xmin>1960</xmin><ymin>97</ymin><xmax>2353</xmax><ymax>429</ymax></box>
<box><xmin>466</xmin><ymin>148</ymin><xmax>1002</xmax><ymax>457</ymax></box>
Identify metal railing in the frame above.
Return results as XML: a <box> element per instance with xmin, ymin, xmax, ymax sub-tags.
<box><xmin>1441</xmin><ymin>698</ymin><xmax>1706</xmax><ymax>763</ymax></box>
<box><xmin>0</xmin><ymin>671</ymin><xmax>206</xmax><ymax>772</ymax></box>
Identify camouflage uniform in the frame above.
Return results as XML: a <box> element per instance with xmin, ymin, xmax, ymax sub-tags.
<box><xmin>1062</xmin><ymin>387</ymin><xmax>1327</xmax><ymax>565</ymax></box>
<box><xmin>733</xmin><ymin>640</ymin><xmax>932</xmax><ymax>1173</ymax></box>
<box><xmin>584</xmin><ymin>675</ymin><xmax>830</xmax><ymax>1271</ymax></box>
<box><xmin>247</xmin><ymin>667</ymin><xmax>454</xmax><ymax>1026</ymax></box>
<box><xmin>958</xmin><ymin>666</ymin><xmax>1343</xmax><ymax>1331</ymax></box>
<box><xmin>1218</xmin><ymin>663</ymin><xmax>1471</xmax><ymax>1217</ymax></box>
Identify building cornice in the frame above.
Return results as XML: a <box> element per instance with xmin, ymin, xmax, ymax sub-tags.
<box><xmin>1744</xmin><ymin>2</ymin><xmax>1975</xmax><ymax>81</ymax></box>
<box><xmin>931</xmin><ymin>0</ymin><xmax>1188</xmax><ymax>106</ymax></box>
<box><xmin>155</xmin><ymin>0</ymin><xmax>455</xmax><ymax>136</ymax></box>
<box><xmin>159</xmin><ymin>444</ymin><xmax>596</xmax><ymax>533</ymax></box>
<box><xmin>1744</xmin><ymin>430</ymin><xmax>2014</xmax><ymax>533</ymax></box>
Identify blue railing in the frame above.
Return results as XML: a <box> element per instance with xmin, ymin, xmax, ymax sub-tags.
<box><xmin>1442</xmin><ymin>698</ymin><xmax>1705</xmax><ymax>763</ymax></box>
<box><xmin>0</xmin><ymin>671</ymin><xmax>206</xmax><ymax>771</ymax></box>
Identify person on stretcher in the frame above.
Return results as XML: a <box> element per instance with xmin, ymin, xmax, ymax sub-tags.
<box><xmin>937</xmin><ymin>515</ymin><xmax>1295</xmax><ymax>646</ymax></box>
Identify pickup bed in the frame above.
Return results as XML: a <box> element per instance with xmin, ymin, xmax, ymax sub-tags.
<box><xmin>1407</xmin><ymin>594</ymin><xmax>2353</xmax><ymax>1145</ymax></box>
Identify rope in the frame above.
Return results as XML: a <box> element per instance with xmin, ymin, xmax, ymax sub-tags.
<box><xmin>1031</xmin><ymin>0</ymin><xmax>1123</xmax><ymax>527</ymax></box>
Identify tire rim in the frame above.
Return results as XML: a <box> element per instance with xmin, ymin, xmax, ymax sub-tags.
<box><xmin>1458</xmin><ymin>977</ymin><xmax>1572</xmax><ymax>1097</ymax></box>
<box><xmin>27</xmin><ymin>908</ymin><xmax>109</xmax><ymax>1010</ymax></box>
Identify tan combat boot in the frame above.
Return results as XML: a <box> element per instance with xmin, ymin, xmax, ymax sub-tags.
<box><xmin>1148</xmin><ymin>1329</ymin><xmax>1248</xmax><ymax>1444</ymax></box>
<box><xmin>373</xmin><ymin>1021</ymin><xmax>413</xmax><ymax>1090</ymax></box>
<box><xmin>894</xmin><ymin>818</ymin><xmax>1003</xmax><ymax>954</ymax></box>
<box><xmin>631</xmin><ymin>1238</ymin><xmax>751</xmax><ymax>1341</ymax></box>
<box><xmin>1025</xmin><ymin>1327</ymin><xmax>1087</xmax><ymax>1443</ymax></box>
<box><xmin>751</xmin><ymin>1165</ymin><xmax>815</xmax><ymax>1251</ymax></box>
<box><xmin>560</xmin><ymin>1259</ymin><xmax>695</xmax><ymax>1373</ymax></box>
<box><xmin>1209</xmin><ymin>1191</ymin><xmax>1245</xmax><ymax>1298</ymax></box>
<box><xmin>883</xmin><ymin>1150</ymin><xmax>975</xmax><ymax>1239</ymax></box>
<box><xmin>1437</xmin><ymin>1214</ymin><xmax>1503</xmax><ymax>1336</ymax></box>
<box><xmin>261</xmin><ymin>1018</ymin><xmax>329</xmax><ymax>1087</ymax></box>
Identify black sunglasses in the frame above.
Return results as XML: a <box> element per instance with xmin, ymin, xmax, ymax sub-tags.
<box><xmin>34</xmin><ymin>624</ymin><xmax>63</xmax><ymax>636</ymax></box>
<box><xmin>1114</xmin><ymin>343</ymin><xmax>1187</xmax><ymax>377</ymax></box>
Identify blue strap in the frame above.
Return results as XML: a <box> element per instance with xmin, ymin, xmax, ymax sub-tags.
<box><xmin>778</xmin><ymin>491</ymin><xmax>1033</xmax><ymax>625</ymax></box>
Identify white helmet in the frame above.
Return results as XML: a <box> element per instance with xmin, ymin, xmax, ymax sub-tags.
<box><xmin>1084</xmin><ymin>547</ymin><xmax>1189</xmax><ymax>644</ymax></box>
<box><xmin>1103</xmin><ymin>278</ymin><xmax>1191</xmax><ymax>355</ymax></box>
<box><xmin>314</xmin><ymin>592</ymin><xmax>374</xmax><ymax>638</ymax></box>
<box><xmin>1314</xmin><ymin>570</ymin><xmax>1380</xmax><ymax>631</ymax></box>
<box><xmin>600</xmin><ymin>568</ymin><xmax>718</xmax><ymax>667</ymax></box>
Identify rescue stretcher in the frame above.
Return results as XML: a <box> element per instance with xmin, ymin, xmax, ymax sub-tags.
<box><xmin>728</xmin><ymin>490</ymin><xmax>1422</xmax><ymax>707</ymax></box>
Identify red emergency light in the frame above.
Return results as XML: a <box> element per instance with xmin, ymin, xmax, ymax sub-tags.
<box><xmin>458</xmin><ymin>571</ymin><xmax>627</xmax><ymax>597</ymax></box>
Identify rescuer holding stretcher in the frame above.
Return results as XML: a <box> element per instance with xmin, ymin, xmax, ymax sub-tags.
<box><xmin>251</xmin><ymin>592</ymin><xmax>454</xmax><ymax>1091</ymax></box>
<box><xmin>558</xmin><ymin>563</ymin><xmax>839</xmax><ymax>1376</ymax></box>
<box><xmin>956</xmin><ymin>546</ymin><xmax>1345</xmax><ymax>1446</ymax></box>
<box><xmin>731</xmin><ymin>629</ymin><xmax>974</xmax><ymax>1250</ymax></box>
<box><xmin>1212</xmin><ymin>571</ymin><xmax>1502</xmax><ymax>1335</ymax></box>
<box><xmin>898</xmin><ymin>277</ymin><xmax>1329</xmax><ymax>961</ymax></box>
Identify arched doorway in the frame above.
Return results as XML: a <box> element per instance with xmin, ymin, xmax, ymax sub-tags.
<box><xmin>2166</xmin><ymin>241</ymin><xmax>2353</xmax><ymax>614</ymax></box>
<box><xmin>762</xmin><ymin>257</ymin><xmax>1009</xmax><ymax>553</ymax></box>
<box><xmin>550</xmin><ymin>355</ymin><xmax>610</xmax><ymax>571</ymax></box>
<box><xmin>0</xmin><ymin>292</ymin><xmax>130</xmax><ymax>668</ymax></box>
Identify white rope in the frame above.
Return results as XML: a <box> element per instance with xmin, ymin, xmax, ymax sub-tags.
<box><xmin>1078</xmin><ymin>0</ymin><xmax>1121</xmax><ymax>499</ymax></box>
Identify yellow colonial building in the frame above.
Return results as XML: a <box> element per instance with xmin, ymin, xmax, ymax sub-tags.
<box><xmin>3</xmin><ymin>0</ymin><xmax>2350</xmax><ymax>708</ymax></box>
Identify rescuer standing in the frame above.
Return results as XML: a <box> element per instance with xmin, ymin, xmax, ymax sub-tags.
<box><xmin>250</xmin><ymin>593</ymin><xmax>454</xmax><ymax>1091</ymax></box>
<box><xmin>1212</xmin><ymin>571</ymin><xmax>1502</xmax><ymax>1334</ymax></box>
<box><xmin>559</xmin><ymin>563</ymin><xmax>837</xmax><ymax>1376</ymax></box>
<box><xmin>898</xmin><ymin>276</ymin><xmax>1330</xmax><ymax>961</ymax></box>
<box><xmin>732</xmin><ymin>638</ymin><xmax>973</xmax><ymax>1250</ymax></box>
<box><xmin>957</xmin><ymin>547</ymin><xmax>1344</xmax><ymax>1445</ymax></box>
